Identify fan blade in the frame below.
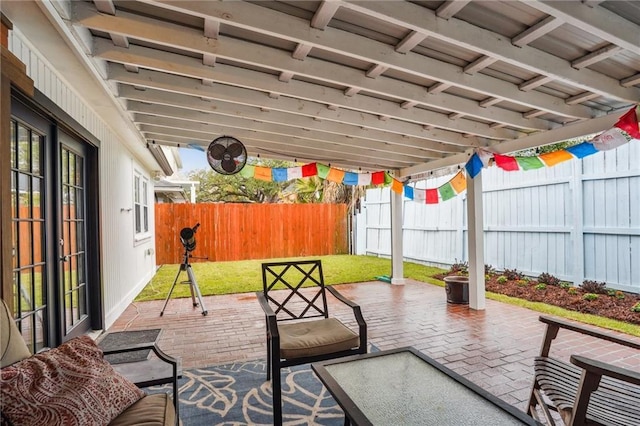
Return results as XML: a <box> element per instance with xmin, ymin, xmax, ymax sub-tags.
<box><xmin>209</xmin><ymin>143</ymin><xmax>226</xmax><ymax>160</ymax></box>
<box><xmin>221</xmin><ymin>158</ymin><xmax>237</xmax><ymax>173</ymax></box>
<box><xmin>226</xmin><ymin>142</ymin><xmax>245</xmax><ymax>158</ymax></box>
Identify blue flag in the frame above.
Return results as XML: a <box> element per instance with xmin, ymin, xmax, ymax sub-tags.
<box><xmin>465</xmin><ymin>153</ymin><xmax>483</xmax><ymax>178</ymax></box>
<box><xmin>272</xmin><ymin>168</ymin><xmax>288</xmax><ymax>182</ymax></box>
<box><xmin>404</xmin><ymin>185</ymin><xmax>414</xmax><ymax>200</ymax></box>
<box><xmin>343</xmin><ymin>172</ymin><xmax>359</xmax><ymax>186</ymax></box>
<box><xmin>566</xmin><ymin>142</ymin><xmax>598</xmax><ymax>159</ymax></box>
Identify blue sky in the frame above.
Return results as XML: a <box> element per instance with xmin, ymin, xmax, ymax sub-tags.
<box><xmin>179</xmin><ymin>147</ymin><xmax>210</xmax><ymax>174</ymax></box>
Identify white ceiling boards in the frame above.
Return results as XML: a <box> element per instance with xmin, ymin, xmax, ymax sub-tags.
<box><xmin>38</xmin><ymin>1</ymin><xmax>640</xmax><ymax>176</ymax></box>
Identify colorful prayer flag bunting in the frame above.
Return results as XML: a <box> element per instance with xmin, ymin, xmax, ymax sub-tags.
<box><xmin>211</xmin><ymin>106</ymin><xmax>637</xmax><ymax>206</ymax></box>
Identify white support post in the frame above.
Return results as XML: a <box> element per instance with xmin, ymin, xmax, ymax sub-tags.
<box><xmin>390</xmin><ymin>188</ymin><xmax>405</xmax><ymax>285</ymax></box>
<box><xmin>190</xmin><ymin>183</ymin><xmax>197</xmax><ymax>203</ymax></box>
<box><xmin>466</xmin><ymin>171</ymin><xmax>485</xmax><ymax>310</ymax></box>
<box><xmin>571</xmin><ymin>160</ymin><xmax>585</xmax><ymax>286</ymax></box>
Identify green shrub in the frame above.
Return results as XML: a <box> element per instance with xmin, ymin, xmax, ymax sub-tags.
<box><xmin>559</xmin><ymin>282</ymin><xmax>571</xmax><ymax>289</ymax></box>
<box><xmin>567</xmin><ymin>287</ymin><xmax>578</xmax><ymax>295</ymax></box>
<box><xmin>615</xmin><ymin>291</ymin><xmax>625</xmax><ymax>300</ymax></box>
<box><xmin>582</xmin><ymin>293</ymin><xmax>599</xmax><ymax>301</ymax></box>
<box><xmin>497</xmin><ymin>276</ymin><xmax>507</xmax><ymax>284</ymax></box>
<box><xmin>535</xmin><ymin>283</ymin><xmax>547</xmax><ymax>290</ymax></box>
<box><xmin>538</xmin><ymin>272</ymin><xmax>560</xmax><ymax>286</ymax></box>
<box><xmin>632</xmin><ymin>302</ymin><xmax>640</xmax><ymax>313</ymax></box>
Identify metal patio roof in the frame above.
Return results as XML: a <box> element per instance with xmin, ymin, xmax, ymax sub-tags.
<box><xmin>32</xmin><ymin>1</ymin><xmax>640</xmax><ymax>177</ymax></box>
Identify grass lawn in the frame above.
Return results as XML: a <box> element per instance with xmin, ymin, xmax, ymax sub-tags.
<box><xmin>137</xmin><ymin>254</ymin><xmax>638</xmax><ymax>336</ymax></box>
<box><xmin>136</xmin><ymin>254</ymin><xmax>444</xmax><ymax>301</ymax></box>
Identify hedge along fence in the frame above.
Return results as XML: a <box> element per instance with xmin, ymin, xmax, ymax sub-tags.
<box><xmin>155</xmin><ymin>203</ymin><xmax>349</xmax><ymax>264</ymax></box>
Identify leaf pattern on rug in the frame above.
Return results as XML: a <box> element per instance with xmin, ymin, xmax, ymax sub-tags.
<box><xmin>178</xmin><ymin>368</ymin><xmax>238</xmax><ymax>415</ymax></box>
<box><xmin>146</xmin><ymin>359</ymin><xmax>346</xmax><ymax>425</ymax></box>
<box><xmin>243</xmin><ymin>369</ymin><xmax>344</xmax><ymax>425</ymax></box>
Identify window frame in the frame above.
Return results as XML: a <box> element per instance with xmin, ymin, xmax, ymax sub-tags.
<box><xmin>133</xmin><ymin>171</ymin><xmax>151</xmax><ymax>242</ymax></box>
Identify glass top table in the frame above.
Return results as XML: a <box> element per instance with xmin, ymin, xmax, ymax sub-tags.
<box><xmin>312</xmin><ymin>347</ymin><xmax>539</xmax><ymax>426</ymax></box>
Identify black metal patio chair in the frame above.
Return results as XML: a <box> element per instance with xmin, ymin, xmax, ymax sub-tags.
<box><xmin>256</xmin><ymin>260</ymin><xmax>367</xmax><ymax>426</ymax></box>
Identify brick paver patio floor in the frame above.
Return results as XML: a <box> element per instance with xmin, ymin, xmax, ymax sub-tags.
<box><xmin>108</xmin><ymin>279</ymin><xmax>640</xmax><ymax>413</ymax></box>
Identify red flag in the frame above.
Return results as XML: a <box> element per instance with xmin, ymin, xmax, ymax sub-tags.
<box><xmin>302</xmin><ymin>163</ymin><xmax>317</xmax><ymax>177</ymax></box>
<box><xmin>494</xmin><ymin>154</ymin><xmax>519</xmax><ymax>171</ymax></box>
<box><xmin>614</xmin><ymin>107</ymin><xmax>640</xmax><ymax>139</ymax></box>
<box><xmin>426</xmin><ymin>189</ymin><xmax>438</xmax><ymax>204</ymax></box>
<box><xmin>371</xmin><ymin>171</ymin><xmax>385</xmax><ymax>185</ymax></box>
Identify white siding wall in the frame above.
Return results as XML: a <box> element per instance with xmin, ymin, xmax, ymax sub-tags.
<box><xmin>357</xmin><ymin>142</ymin><xmax>640</xmax><ymax>293</ymax></box>
<box><xmin>10</xmin><ymin>31</ymin><xmax>157</xmax><ymax>328</ymax></box>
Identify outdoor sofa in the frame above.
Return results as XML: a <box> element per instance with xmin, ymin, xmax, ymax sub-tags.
<box><xmin>0</xmin><ymin>299</ymin><xmax>177</xmax><ymax>426</ymax></box>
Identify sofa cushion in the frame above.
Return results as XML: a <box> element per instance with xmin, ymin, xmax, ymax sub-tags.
<box><xmin>0</xmin><ymin>299</ymin><xmax>31</xmax><ymax>368</ymax></box>
<box><xmin>1</xmin><ymin>335</ymin><xmax>144</xmax><ymax>426</ymax></box>
<box><xmin>109</xmin><ymin>394</ymin><xmax>175</xmax><ymax>426</ymax></box>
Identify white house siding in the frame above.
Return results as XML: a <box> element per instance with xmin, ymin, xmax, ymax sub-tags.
<box><xmin>357</xmin><ymin>142</ymin><xmax>640</xmax><ymax>293</ymax></box>
<box><xmin>9</xmin><ymin>28</ymin><xmax>157</xmax><ymax>328</ymax></box>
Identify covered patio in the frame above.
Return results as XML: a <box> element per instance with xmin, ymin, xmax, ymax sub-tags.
<box><xmin>1</xmin><ymin>1</ymin><xmax>639</xmax><ymax>424</ymax></box>
<box><xmin>3</xmin><ymin>1</ymin><xmax>639</xmax><ymax>332</ymax></box>
<box><xmin>107</xmin><ymin>280</ymin><xmax>640</xmax><ymax>415</ymax></box>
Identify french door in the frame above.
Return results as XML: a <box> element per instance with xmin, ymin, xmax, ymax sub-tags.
<box><xmin>10</xmin><ymin>94</ymin><xmax>96</xmax><ymax>347</ymax></box>
<box><xmin>58</xmin><ymin>132</ymin><xmax>91</xmax><ymax>339</ymax></box>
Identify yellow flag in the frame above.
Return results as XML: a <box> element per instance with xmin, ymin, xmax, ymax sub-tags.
<box><xmin>539</xmin><ymin>150</ymin><xmax>573</xmax><ymax>167</ymax></box>
<box><xmin>391</xmin><ymin>178</ymin><xmax>403</xmax><ymax>194</ymax></box>
<box><xmin>326</xmin><ymin>167</ymin><xmax>345</xmax><ymax>183</ymax></box>
<box><xmin>254</xmin><ymin>166</ymin><xmax>272</xmax><ymax>181</ymax></box>
<box><xmin>450</xmin><ymin>172</ymin><xmax>467</xmax><ymax>193</ymax></box>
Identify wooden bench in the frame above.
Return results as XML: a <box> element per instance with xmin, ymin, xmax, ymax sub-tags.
<box><xmin>527</xmin><ymin>315</ymin><xmax>640</xmax><ymax>426</ymax></box>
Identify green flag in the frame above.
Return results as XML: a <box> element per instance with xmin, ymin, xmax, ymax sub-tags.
<box><xmin>438</xmin><ymin>182</ymin><xmax>456</xmax><ymax>201</ymax></box>
<box><xmin>383</xmin><ymin>172</ymin><xmax>393</xmax><ymax>185</ymax></box>
<box><xmin>239</xmin><ymin>164</ymin><xmax>255</xmax><ymax>178</ymax></box>
<box><xmin>516</xmin><ymin>156</ymin><xmax>545</xmax><ymax>170</ymax></box>
<box><xmin>317</xmin><ymin>163</ymin><xmax>330</xmax><ymax>179</ymax></box>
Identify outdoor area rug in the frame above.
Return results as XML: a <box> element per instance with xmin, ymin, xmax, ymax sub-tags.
<box><xmin>147</xmin><ymin>359</ymin><xmax>345</xmax><ymax>425</ymax></box>
<box><xmin>99</xmin><ymin>329</ymin><xmax>162</xmax><ymax>364</ymax></box>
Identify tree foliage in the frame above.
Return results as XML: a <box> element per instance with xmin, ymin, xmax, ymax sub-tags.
<box><xmin>189</xmin><ymin>159</ymin><xmax>293</xmax><ymax>203</ymax></box>
<box><xmin>187</xmin><ymin>157</ymin><xmax>368</xmax><ymax>209</ymax></box>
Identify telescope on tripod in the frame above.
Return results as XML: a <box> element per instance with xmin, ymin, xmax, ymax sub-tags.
<box><xmin>160</xmin><ymin>223</ymin><xmax>208</xmax><ymax>316</ymax></box>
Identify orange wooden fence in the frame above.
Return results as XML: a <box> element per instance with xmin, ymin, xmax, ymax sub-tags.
<box><xmin>154</xmin><ymin>203</ymin><xmax>349</xmax><ymax>264</ymax></box>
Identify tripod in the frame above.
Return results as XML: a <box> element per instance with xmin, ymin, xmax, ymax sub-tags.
<box><xmin>160</xmin><ymin>250</ymin><xmax>208</xmax><ymax>316</ymax></box>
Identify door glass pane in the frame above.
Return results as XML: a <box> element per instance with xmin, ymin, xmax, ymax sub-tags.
<box><xmin>10</xmin><ymin>120</ymin><xmax>16</xmax><ymax>169</ymax></box>
<box><xmin>32</xmin><ymin>177</ymin><xmax>41</xmax><ymax>219</ymax></box>
<box><xmin>18</xmin><ymin>175</ymin><xmax>31</xmax><ymax>218</ymax></box>
<box><xmin>17</xmin><ymin>125</ymin><xmax>30</xmax><ymax>171</ymax></box>
<box><xmin>31</xmin><ymin>132</ymin><xmax>41</xmax><ymax>174</ymax></box>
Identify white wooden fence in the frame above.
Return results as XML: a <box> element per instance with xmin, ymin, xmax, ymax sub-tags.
<box><xmin>355</xmin><ymin>141</ymin><xmax>640</xmax><ymax>293</ymax></box>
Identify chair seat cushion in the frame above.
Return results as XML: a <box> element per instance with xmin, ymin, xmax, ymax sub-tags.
<box><xmin>109</xmin><ymin>394</ymin><xmax>175</xmax><ymax>426</ymax></box>
<box><xmin>279</xmin><ymin>317</ymin><xmax>359</xmax><ymax>359</ymax></box>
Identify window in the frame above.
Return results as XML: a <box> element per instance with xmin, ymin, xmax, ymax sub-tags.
<box><xmin>134</xmin><ymin>173</ymin><xmax>149</xmax><ymax>235</ymax></box>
